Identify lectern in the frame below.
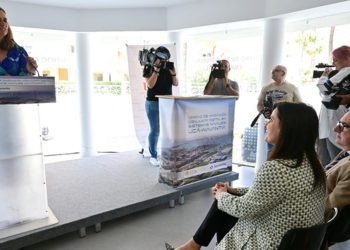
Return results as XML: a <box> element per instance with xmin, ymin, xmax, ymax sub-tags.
<box><xmin>0</xmin><ymin>76</ymin><xmax>57</xmax><ymax>238</ymax></box>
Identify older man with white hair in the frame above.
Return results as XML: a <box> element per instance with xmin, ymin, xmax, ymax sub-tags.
<box><xmin>325</xmin><ymin>110</ymin><xmax>350</xmax><ymax>250</ymax></box>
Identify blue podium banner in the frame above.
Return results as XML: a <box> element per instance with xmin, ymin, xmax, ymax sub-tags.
<box><xmin>158</xmin><ymin>96</ymin><xmax>236</xmax><ymax>187</ymax></box>
<box><xmin>0</xmin><ymin>76</ymin><xmax>55</xmax><ymax>104</ymax></box>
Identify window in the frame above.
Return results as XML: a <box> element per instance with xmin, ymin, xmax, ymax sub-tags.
<box><xmin>58</xmin><ymin>68</ymin><xmax>68</xmax><ymax>81</ymax></box>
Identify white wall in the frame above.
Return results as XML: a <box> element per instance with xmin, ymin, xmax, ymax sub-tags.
<box><xmin>0</xmin><ymin>1</ymin><xmax>166</xmax><ymax>31</ymax></box>
<box><xmin>167</xmin><ymin>0</ymin><xmax>266</xmax><ymax>30</ymax></box>
<box><xmin>0</xmin><ymin>0</ymin><xmax>349</xmax><ymax>31</ymax></box>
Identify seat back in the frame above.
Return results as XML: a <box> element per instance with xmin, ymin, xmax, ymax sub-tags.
<box><xmin>278</xmin><ymin>223</ymin><xmax>328</xmax><ymax>250</ymax></box>
<box><xmin>326</xmin><ymin>205</ymin><xmax>350</xmax><ymax>244</ymax></box>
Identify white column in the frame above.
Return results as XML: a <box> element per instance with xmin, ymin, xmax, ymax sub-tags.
<box><xmin>168</xmin><ymin>31</ymin><xmax>184</xmax><ymax>95</ymax></box>
<box><xmin>256</xmin><ymin>18</ymin><xmax>285</xmax><ymax>171</ymax></box>
<box><xmin>76</xmin><ymin>33</ymin><xmax>95</xmax><ymax>157</ymax></box>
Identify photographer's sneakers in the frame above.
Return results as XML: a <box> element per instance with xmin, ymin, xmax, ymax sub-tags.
<box><xmin>149</xmin><ymin>157</ymin><xmax>160</xmax><ymax>166</ymax></box>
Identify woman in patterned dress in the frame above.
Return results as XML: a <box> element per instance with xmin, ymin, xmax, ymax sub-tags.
<box><xmin>0</xmin><ymin>7</ymin><xmax>37</xmax><ymax>76</ymax></box>
<box><xmin>168</xmin><ymin>102</ymin><xmax>326</xmax><ymax>250</ymax></box>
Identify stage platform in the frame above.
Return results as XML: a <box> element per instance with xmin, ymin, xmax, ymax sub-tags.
<box><xmin>0</xmin><ymin>151</ymin><xmax>238</xmax><ymax>250</ymax></box>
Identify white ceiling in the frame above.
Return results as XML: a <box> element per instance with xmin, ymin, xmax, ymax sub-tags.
<box><xmin>4</xmin><ymin>0</ymin><xmax>350</xmax><ymax>32</ymax></box>
<box><xmin>6</xmin><ymin>0</ymin><xmax>201</xmax><ymax>9</ymax></box>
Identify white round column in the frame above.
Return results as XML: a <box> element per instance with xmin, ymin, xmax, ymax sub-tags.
<box><xmin>256</xmin><ymin>18</ymin><xmax>285</xmax><ymax>172</ymax></box>
<box><xmin>76</xmin><ymin>33</ymin><xmax>96</xmax><ymax>157</ymax></box>
<box><xmin>168</xmin><ymin>31</ymin><xmax>184</xmax><ymax>95</ymax></box>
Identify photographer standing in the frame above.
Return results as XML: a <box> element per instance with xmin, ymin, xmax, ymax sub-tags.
<box><xmin>143</xmin><ymin>46</ymin><xmax>178</xmax><ymax>166</ymax></box>
<box><xmin>257</xmin><ymin>65</ymin><xmax>301</xmax><ymax>154</ymax></box>
<box><xmin>203</xmin><ymin>60</ymin><xmax>239</xmax><ymax>97</ymax></box>
<box><xmin>318</xmin><ymin>45</ymin><xmax>350</xmax><ymax>166</ymax></box>
<box><xmin>257</xmin><ymin>65</ymin><xmax>301</xmax><ymax>117</ymax></box>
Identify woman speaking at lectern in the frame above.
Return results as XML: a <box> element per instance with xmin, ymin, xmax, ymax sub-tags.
<box><xmin>0</xmin><ymin>7</ymin><xmax>37</xmax><ymax>76</ymax></box>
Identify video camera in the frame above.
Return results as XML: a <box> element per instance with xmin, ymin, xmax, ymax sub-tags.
<box><xmin>139</xmin><ymin>48</ymin><xmax>158</xmax><ymax>67</ymax></box>
<box><xmin>250</xmin><ymin>96</ymin><xmax>274</xmax><ymax>127</ymax></box>
<box><xmin>138</xmin><ymin>47</ymin><xmax>172</xmax><ymax>67</ymax></box>
<box><xmin>159</xmin><ymin>61</ymin><xmax>174</xmax><ymax>70</ymax></box>
<box><xmin>312</xmin><ymin>63</ymin><xmax>336</xmax><ymax>78</ymax></box>
<box><xmin>317</xmin><ymin>67</ymin><xmax>350</xmax><ymax>109</ymax></box>
<box><xmin>211</xmin><ymin>61</ymin><xmax>225</xmax><ymax>79</ymax></box>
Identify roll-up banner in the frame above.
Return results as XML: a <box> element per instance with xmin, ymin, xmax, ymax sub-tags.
<box><xmin>158</xmin><ymin>96</ymin><xmax>236</xmax><ymax>187</ymax></box>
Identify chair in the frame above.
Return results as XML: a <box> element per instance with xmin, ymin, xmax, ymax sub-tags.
<box><xmin>278</xmin><ymin>208</ymin><xmax>338</xmax><ymax>250</ymax></box>
<box><xmin>325</xmin><ymin>205</ymin><xmax>350</xmax><ymax>245</ymax></box>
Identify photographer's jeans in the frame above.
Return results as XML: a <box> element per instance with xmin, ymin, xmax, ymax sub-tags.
<box><xmin>145</xmin><ymin>100</ymin><xmax>160</xmax><ymax>159</ymax></box>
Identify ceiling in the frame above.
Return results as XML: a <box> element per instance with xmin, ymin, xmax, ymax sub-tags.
<box><xmin>6</xmin><ymin>0</ymin><xmax>201</xmax><ymax>9</ymax></box>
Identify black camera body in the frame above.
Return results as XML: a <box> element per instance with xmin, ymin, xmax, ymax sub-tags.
<box><xmin>317</xmin><ymin>67</ymin><xmax>350</xmax><ymax>109</ymax></box>
<box><xmin>139</xmin><ymin>48</ymin><xmax>158</xmax><ymax>66</ymax></box>
<box><xmin>313</xmin><ymin>63</ymin><xmax>335</xmax><ymax>78</ymax></box>
<box><xmin>250</xmin><ymin>95</ymin><xmax>274</xmax><ymax>127</ymax></box>
<box><xmin>139</xmin><ymin>48</ymin><xmax>174</xmax><ymax>77</ymax></box>
<box><xmin>262</xmin><ymin>96</ymin><xmax>274</xmax><ymax>118</ymax></box>
<box><xmin>160</xmin><ymin>61</ymin><xmax>174</xmax><ymax>70</ymax></box>
<box><xmin>211</xmin><ymin>61</ymin><xmax>225</xmax><ymax>79</ymax></box>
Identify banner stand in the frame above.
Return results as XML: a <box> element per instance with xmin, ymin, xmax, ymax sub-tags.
<box><xmin>158</xmin><ymin>95</ymin><xmax>237</xmax><ymax>187</ymax></box>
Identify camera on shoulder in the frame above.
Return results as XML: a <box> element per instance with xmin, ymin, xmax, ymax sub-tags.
<box><xmin>316</xmin><ymin>66</ymin><xmax>350</xmax><ymax>109</ymax></box>
<box><xmin>312</xmin><ymin>63</ymin><xmax>336</xmax><ymax>78</ymax></box>
<box><xmin>211</xmin><ymin>61</ymin><xmax>225</xmax><ymax>79</ymax></box>
<box><xmin>139</xmin><ymin>48</ymin><xmax>157</xmax><ymax>67</ymax></box>
<box><xmin>139</xmin><ymin>47</ymin><xmax>174</xmax><ymax>76</ymax></box>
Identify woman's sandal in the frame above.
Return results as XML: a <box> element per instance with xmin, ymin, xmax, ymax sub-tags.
<box><xmin>165</xmin><ymin>242</ymin><xmax>175</xmax><ymax>250</ymax></box>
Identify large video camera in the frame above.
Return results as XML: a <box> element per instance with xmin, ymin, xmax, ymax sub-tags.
<box><xmin>317</xmin><ymin>67</ymin><xmax>350</xmax><ymax>109</ymax></box>
<box><xmin>312</xmin><ymin>63</ymin><xmax>335</xmax><ymax>78</ymax></box>
<box><xmin>250</xmin><ymin>96</ymin><xmax>274</xmax><ymax>127</ymax></box>
<box><xmin>138</xmin><ymin>47</ymin><xmax>173</xmax><ymax>68</ymax></box>
<box><xmin>211</xmin><ymin>61</ymin><xmax>225</xmax><ymax>79</ymax></box>
<box><xmin>139</xmin><ymin>48</ymin><xmax>158</xmax><ymax>67</ymax></box>
<box><xmin>139</xmin><ymin>47</ymin><xmax>174</xmax><ymax>77</ymax></box>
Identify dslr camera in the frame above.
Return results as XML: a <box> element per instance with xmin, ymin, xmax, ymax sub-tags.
<box><xmin>262</xmin><ymin>95</ymin><xmax>274</xmax><ymax>118</ymax></box>
<box><xmin>211</xmin><ymin>61</ymin><xmax>225</xmax><ymax>78</ymax></box>
<box><xmin>317</xmin><ymin>66</ymin><xmax>350</xmax><ymax>109</ymax></box>
<box><xmin>250</xmin><ymin>95</ymin><xmax>274</xmax><ymax>127</ymax></box>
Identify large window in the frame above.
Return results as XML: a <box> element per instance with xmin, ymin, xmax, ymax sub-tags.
<box><xmin>183</xmin><ymin>29</ymin><xmax>263</xmax><ymax>163</ymax></box>
<box><xmin>284</xmin><ymin>22</ymin><xmax>350</xmax><ymax>112</ymax></box>
<box><xmin>11</xmin><ymin>14</ymin><xmax>350</xmax><ymax>164</ymax></box>
<box><xmin>13</xmin><ymin>28</ymin><xmax>79</xmax><ymax>160</ymax></box>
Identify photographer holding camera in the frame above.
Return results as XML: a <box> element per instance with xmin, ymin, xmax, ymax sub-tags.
<box><xmin>318</xmin><ymin>45</ymin><xmax>350</xmax><ymax>166</ymax></box>
<box><xmin>257</xmin><ymin>65</ymin><xmax>301</xmax><ymax>155</ymax></box>
<box><xmin>203</xmin><ymin>60</ymin><xmax>239</xmax><ymax>97</ymax></box>
<box><xmin>257</xmin><ymin>65</ymin><xmax>301</xmax><ymax>118</ymax></box>
<box><xmin>143</xmin><ymin>46</ymin><xmax>178</xmax><ymax>166</ymax></box>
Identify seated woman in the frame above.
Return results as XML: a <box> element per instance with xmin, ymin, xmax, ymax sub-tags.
<box><xmin>0</xmin><ymin>7</ymin><xmax>37</xmax><ymax>76</ymax></box>
<box><xmin>167</xmin><ymin>102</ymin><xmax>327</xmax><ymax>250</ymax></box>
